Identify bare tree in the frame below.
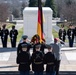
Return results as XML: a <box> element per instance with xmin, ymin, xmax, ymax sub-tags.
<box><xmin>20</xmin><ymin>2</ymin><xmax>28</xmax><ymax>17</ymax></box>
<box><xmin>55</xmin><ymin>0</ymin><xmax>76</xmax><ymax>25</ymax></box>
<box><xmin>60</xmin><ymin>2</ymin><xmax>76</xmax><ymax>25</ymax></box>
<box><xmin>12</xmin><ymin>8</ymin><xmax>20</xmax><ymax>18</ymax></box>
<box><xmin>0</xmin><ymin>3</ymin><xmax>9</xmax><ymax>26</ymax></box>
<box><xmin>55</xmin><ymin>0</ymin><xmax>66</xmax><ymax>17</ymax></box>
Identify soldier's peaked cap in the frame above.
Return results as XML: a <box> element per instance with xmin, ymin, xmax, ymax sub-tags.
<box><xmin>46</xmin><ymin>44</ymin><xmax>52</xmax><ymax>49</ymax></box>
<box><xmin>21</xmin><ymin>44</ymin><xmax>27</xmax><ymax>48</ymax></box>
<box><xmin>22</xmin><ymin>35</ymin><xmax>28</xmax><ymax>39</ymax></box>
<box><xmin>35</xmin><ymin>44</ymin><xmax>41</xmax><ymax>48</ymax></box>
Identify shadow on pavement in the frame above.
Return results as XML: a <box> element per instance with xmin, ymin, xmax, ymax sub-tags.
<box><xmin>0</xmin><ymin>71</ymin><xmax>76</xmax><ymax>75</ymax></box>
<box><xmin>0</xmin><ymin>48</ymin><xmax>17</xmax><ymax>53</ymax></box>
<box><xmin>60</xmin><ymin>71</ymin><xmax>76</xmax><ymax>75</ymax></box>
<box><xmin>0</xmin><ymin>65</ymin><xmax>17</xmax><ymax>68</ymax></box>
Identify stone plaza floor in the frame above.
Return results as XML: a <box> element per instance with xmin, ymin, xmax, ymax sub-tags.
<box><xmin>0</xmin><ymin>46</ymin><xmax>76</xmax><ymax>71</ymax></box>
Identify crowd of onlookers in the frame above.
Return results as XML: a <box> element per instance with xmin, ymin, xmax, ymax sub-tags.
<box><xmin>0</xmin><ymin>24</ymin><xmax>18</xmax><ymax>47</ymax></box>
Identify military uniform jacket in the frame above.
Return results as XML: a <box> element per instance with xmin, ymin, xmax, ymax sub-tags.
<box><xmin>17</xmin><ymin>42</ymin><xmax>32</xmax><ymax>55</ymax></box>
<box><xmin>31</xmin><ymin>51</ymin><xmax>44</xmax><ymax>72</ymax></box>
<box><xmin>67</xmin><ymin>28</ymin><xmax>74</xmax><ymax>39</ymax></box>
<box><xmin>40</xmin><ymin>43</ymin><xmax>47</xmax><ymax>53</ymax></box>
<box><xmin>10</xmin><ymin>29</ymin><xmax>18</xmax><ymax>39</ymax></box>
<box><xmin>58</xmin><ymin>29</ymin><xmax>66</xmax><ymax>41</ymax></box>
<box><xmin>16</xmin><ymin>51</ymin><xmax>31</xmax><ymax>71</ymax></box>
<box><xmin>1</xmin><ymin>29</ymin><xmax>9</xmax><ymax>39</ymax></box>
<box><xmin>33</xmin><ymin>42</ymin><xmax>46</xmax><ymax>53</ymax></box>
<box><xmin>44</xmin><ymin>52</ymin><xmax>56</xmax><ymax>72</ymax></box>
<box><xmin>74</xmin><ymin>27</ymin><xmax>76</xmax><ymax>36</ymax></box>
<box><xmin>0</xmin><ymin>29</ymin><xmax>1</xmax><ymax>36</ymax></box>
<box><xmin>33</xmin><ymin>42</ymin><xmax>40</xmax><ymax>53</ymax></box>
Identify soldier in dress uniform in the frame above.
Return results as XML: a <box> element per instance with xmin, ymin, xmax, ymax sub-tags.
<box><xmin>10</xmin><ymin>26</ymin><xmax>18</xmax><ymax>47</ymax></box>
<box><xmin>16</xmin><ymin>44</ymin><xmax>31</xmax><ymax>75</ymax></box>
<box><xmin>17</xmin><ymin>35</ymin><xmax>32</xmax><ymax>56</ymax></box>
<box><xmin>0</xmin><ymin>27</ymin><xmax>1</xmax><ymax>36</ymax></box>
<box><xmin>40</xmin><ymin>39</ymin><xmax>46</xmax><ymax>54</ymax></box>
<box><xmin>58</xmin><ymin>25</ymin><xmax>66</xmax><ymax>42</ymax></box>
<box><xmin>31</xmin><ymin>45</ymin><xmax>44</xmax><ymax>75</ymax></box>
<box><xmin>74</xmin><ymin>26</ymin><xmax>76</xmax><ymax>43</ymax></box>
<box><xmin>67</xmin><ymin>25</ymin><xmax>75</xmax><ymax>47</ymax></box>
<box><xmin>44</xmin><ymin>45</ymin><xmax>56</xmax><ymax>75</ymax></box>
<box><xmin>1</xmin><ymin>24</ymin><xmax>9</xmax><ymax>47</ymax></box>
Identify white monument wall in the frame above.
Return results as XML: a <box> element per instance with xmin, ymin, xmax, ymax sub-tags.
<box><xmin>23</xmin><ymin>7</ymin><xmax>53</xmax><ymax>43</ymax></box>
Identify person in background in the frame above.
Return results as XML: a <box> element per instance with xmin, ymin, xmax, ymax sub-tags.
<box><xmin>0</xmin><ymin>27</ymin><xmax>1</xmax><ymax>36</ymax></box>
<box><xmin>58</xmin><ymin>25</ymin><xmax>66</xmax><ymax>42</ymax></box>
<box><xmin>0</xmin><ymin>27</ymin><xmax>1</xmax><ymax>44</ymax></box>
<box><xmin>50</xmin><ymin>38</ymin><xmax>61</xmax><ymax>75</ymax></box>
<box><xmin>1</xmin><ymin>24</ymin><xmax>9</xmax><ymax>47</ymax></box>
<box><xmin>16</xmin><ymin>44</ymin><xmax>31</xmax><ymax>75</ymax></box>
<box><xmin>74</xmin><ymin>26</ymin><xmax>76</xmax><ymax>43</ymax></box>
<box><xmin>67</xmin><ymin>25</ymin><xmax>75</xmax><ymax>47</ymax></box>
<box><xmin>10</xmin><ymin>26</ymin><xmax>18</xmax><ymax>47</ymax></box>
<box><xmin>17</xmin><ymin>35</ymin><xmax>32</xmax><ymax>56</ymax></box>
<box><xmin>31</xmin><ymin>45</ymin><xmax>44</xmax><ymax>75</ymax></box>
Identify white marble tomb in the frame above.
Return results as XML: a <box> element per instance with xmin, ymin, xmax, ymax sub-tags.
<box><xmin>23</xmin><ymin>7</ymin><xmax>53</xmax><ymax>43</ymax></box>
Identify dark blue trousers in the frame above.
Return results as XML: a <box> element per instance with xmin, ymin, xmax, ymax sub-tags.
<box><xmin>20</xmin><ymin>71</ymin><xmax>29</xmax><ymax>75</ymax></box>
<box><xmin>34</xmin><ymin>72</ymin><xmax>43</xmax><ymax>75</ymax></box>
<box><xmin>68</xmin><ymin>38</ymin><xmax>74</xmax><ymax>47</ymax></box>
<box><xmin>46</xmin><ymin>71</ymin><xmax>56</xmax><ymax>75</ymax></box>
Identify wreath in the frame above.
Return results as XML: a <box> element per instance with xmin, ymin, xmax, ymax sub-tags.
<box><xmin>31</xmin><ymin>34</ymin><xmax>40</xmax><ymax>43</ymax></box>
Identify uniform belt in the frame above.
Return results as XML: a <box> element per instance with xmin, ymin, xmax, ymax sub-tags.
<box><xmin>20</xmin><ymin>62</ymin><xmax>28</xmax><ymax>64</ymax></box>
<box><xmin>47</xmin><ymin>62</ymin><xmax>54</xmax><ymax>65</ymax></box>
<box><xmin>34</xmin><ymin>61</ymin><xmax>43</xmax><ymax>64</ymax></box>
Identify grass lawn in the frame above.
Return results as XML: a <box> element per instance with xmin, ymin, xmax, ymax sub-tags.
<box><xmin>0</xmin><ymin>23</ymin><xmax>15</xmax><ymax>29</ymax></box>
<box><xmin>6</xmin><ymin>23</ymin><xmax>15</xmax><ymax>29</ymax></box>
<box><xmin>17</xmin><ymin>28</ymin><xmax>23</xmax><ymax>42</ymax></box>
<box><xmin>52</xmin><ymin>29</ymin><xmax>58</xmax><ymax>38</ymax></box>
<box><xmin>57</xmin><ymin>23</ymin><xmax>69</xmax><ymax>30</ymax></box>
